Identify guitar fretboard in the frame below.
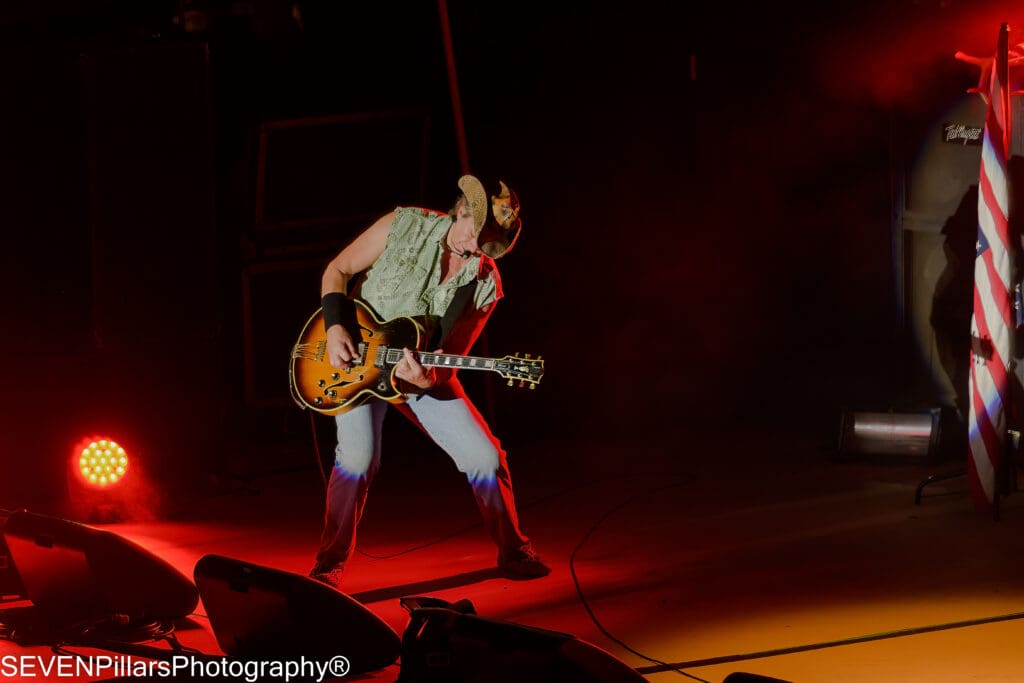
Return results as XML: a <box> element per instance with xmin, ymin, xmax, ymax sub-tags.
<box><xmin>382</xmin><ymin>349</ymin><xmax>496</xmax><ymax>370</ymax></box>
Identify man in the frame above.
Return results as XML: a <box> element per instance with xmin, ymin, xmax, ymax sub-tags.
<box><xmin>309</xmin><ymin>174</ymin><xmax>550</xmax><ymax>586</ymax></box>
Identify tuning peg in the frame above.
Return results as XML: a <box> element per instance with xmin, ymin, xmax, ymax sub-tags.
<box><xmin>524</xmin><ymin>353</ymin><xmax>531</xmax><ymax>359</ymax></box>
<box><xmin>529</xmin><ymin>384</ymin><xmax>536</xmax><ymax>390</ymax></box>
<box><xmin>518</xmin><ymin>381</ymin><xmax>525</xmax><ymax>388</ymax></box>
<box><xmin>537</xmin><ymin>355</ymin><xmax>542</xmax><ymax>361</ymax></box>
<box><xmin>507</xmin><ymin>379</ymin><xmax>514</xmax><ymax>387</ymax></box>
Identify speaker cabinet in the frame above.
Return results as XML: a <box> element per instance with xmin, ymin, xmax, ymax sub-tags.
<box><xmin>82</xmin><ymin>40</ymin><xmax>220</xmax><ymax>352</ymax></box>
<box><xmin>194</xmin><ymin>554</ymin><xmax>401</xmax><ymax>675</ymax></box>
<box><xmin>78</xmin><ymin>40</ymin><xmax>229</xmax><ymax>493</ymax></box>
<box><xmin>898</xmin><ymin>91</ymin><xmax>1024</xmax><ymax>414</ymax></box>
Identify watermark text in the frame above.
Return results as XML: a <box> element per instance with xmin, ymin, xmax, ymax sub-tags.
<box><xmin>0</xmin><ymin>654</ymin><xmax>350</xmax><ymax>682</ymax></box>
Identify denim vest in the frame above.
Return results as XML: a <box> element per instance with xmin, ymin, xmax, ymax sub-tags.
<box><xmin>352</xmin><ymin>207</ymin><xmax>501</xmax><ymax>341</ymax></box>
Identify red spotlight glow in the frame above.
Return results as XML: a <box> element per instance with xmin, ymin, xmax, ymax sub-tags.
<box><xmin>74</xmin><ymin>437</ymin><xmax>129</xmax><ymax>488</ymax></box>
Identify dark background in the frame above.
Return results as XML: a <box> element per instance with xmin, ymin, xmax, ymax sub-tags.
<box><xmin>0</xmin><ymin>0</ymin><xmax>1017</xmax><ymax>513</ymax></box>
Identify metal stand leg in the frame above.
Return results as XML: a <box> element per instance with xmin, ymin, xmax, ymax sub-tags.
<box><xmin>916</xmin><ymin>431</ymin><xmax>1021</xmax><ymax>519</ymax></box>
<box><xmin>914</xmin><ymin>469</ymin><xmax>966</xmax><ymax>505</ymax></box>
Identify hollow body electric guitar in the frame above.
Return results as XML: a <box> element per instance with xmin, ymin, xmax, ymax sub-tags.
<box><xmin>290</xmin><ymin>300</ymin><xmax>544</xmax><ymax>415</ymax></box>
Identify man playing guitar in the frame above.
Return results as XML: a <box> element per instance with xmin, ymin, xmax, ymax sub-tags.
<box><xmin>308</xmin><ymin>175</ymin><xmax>550</xmax><ymax>586</ymax></box>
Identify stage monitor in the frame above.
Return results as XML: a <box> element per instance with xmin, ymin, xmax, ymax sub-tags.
<box><xmin>398</xmin><ymin>595</ymin><xmax>647</xmax><ymax>683</ymax></box>
<box><xmin>2</xmin><ymin>510</ymin><xmax>198</xmax><ymax>628</ymax></box>
<box><xmin>194</xmin><ymin>554</ymin><xmax>401</xmax><ymax>676</ymax></box>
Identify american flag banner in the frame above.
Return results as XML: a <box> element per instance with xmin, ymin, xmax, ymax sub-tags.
<box><xmin>968</xmin><ymin>23</ymin><xmax>1013</xmax><ymax>511</ymax></box>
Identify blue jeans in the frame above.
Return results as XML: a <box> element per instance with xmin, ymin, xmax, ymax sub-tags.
<box><xmin>315</xmin><ymin>379</ymin><xmax>531</xmax><ymax>569</ymax></box>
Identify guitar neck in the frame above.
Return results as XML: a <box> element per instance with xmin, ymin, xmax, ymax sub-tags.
<box><xmin>378</xmin><ymin>348</ymin><xmax>542</xmax><ymax>387</ymax></box>
<box><xmin>414</xmin><ymin>351</ymin><xmax>498</xmax><ymax>372</ymax></box>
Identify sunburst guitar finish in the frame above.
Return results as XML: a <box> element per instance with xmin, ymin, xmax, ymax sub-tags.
<box><xmin>290</xmin><ymin>300</ymin><xmax>544</xmax><ymax>415</ymax></box>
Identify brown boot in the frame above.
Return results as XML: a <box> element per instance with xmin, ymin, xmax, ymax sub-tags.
<box><xmin>497</xmin><ymin>546</ymin><xmax>551</xmax><ymax>579</ymax></box>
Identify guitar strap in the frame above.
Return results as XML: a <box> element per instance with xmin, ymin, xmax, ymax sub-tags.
<box><xmin>430</xmin><ymin>280</ymin><xmax>478</xmax><ymax>350</ymax></box>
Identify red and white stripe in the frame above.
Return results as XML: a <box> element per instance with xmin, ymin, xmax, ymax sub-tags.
<box><xmin>968</xmin><ymin>23</ymin><xmax>1012</xmax><ymax>510</ymax></box>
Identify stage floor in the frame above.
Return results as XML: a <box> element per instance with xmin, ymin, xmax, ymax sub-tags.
<box><xmin>2</xmin><ymin>424</ymin><xmax>1024</xmax><ymax>683</ymax></box>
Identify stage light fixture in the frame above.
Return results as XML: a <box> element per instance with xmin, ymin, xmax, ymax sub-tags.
<box><xmin>837</xmin><ymin>409</ymin><xmax>943</xmax><ymax>461</ymax></box>
<box><xmin>75</xmin><ymin>438</ymin><xmax>129</xmax><ymax>488</ymax></box>
<box><xmin>66</xmin><ymin>435</ymin><xmax>139</xmax><ymax>523</ymax></box>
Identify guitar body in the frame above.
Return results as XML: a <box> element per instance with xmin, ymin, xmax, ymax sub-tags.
<box><xmin>290</xmin><ymin>301</ymin><xmax>424</xmax><ymax>415</ymax></box>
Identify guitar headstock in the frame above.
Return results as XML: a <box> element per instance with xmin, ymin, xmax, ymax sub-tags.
<box><xmin>495</xmin><ymin>353</ymin><xmax>544</xmax><ymax>389</ymax></box>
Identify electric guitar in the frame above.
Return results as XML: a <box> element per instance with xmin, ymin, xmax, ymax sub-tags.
<box><xmin>289</xmin><ymin>300</ymin><xmax>544</xmax><ymax>415</ymax></box>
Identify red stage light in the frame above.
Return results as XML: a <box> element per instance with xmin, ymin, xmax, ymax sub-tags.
<box><xmin>66</xmin><ymin>434</ymin><xmax>161</xmax><ymax>524</ymax></box>
<box><xmin>74</xmin><ymin>437</ymin><xmax>129</xmax><ymax>488</ymax></box>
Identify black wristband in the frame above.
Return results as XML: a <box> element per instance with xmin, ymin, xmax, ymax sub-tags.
<box><xmin>322</xmin><ymin>293</ymin><xmax>356</xmax><ymax>332</ymax></box>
